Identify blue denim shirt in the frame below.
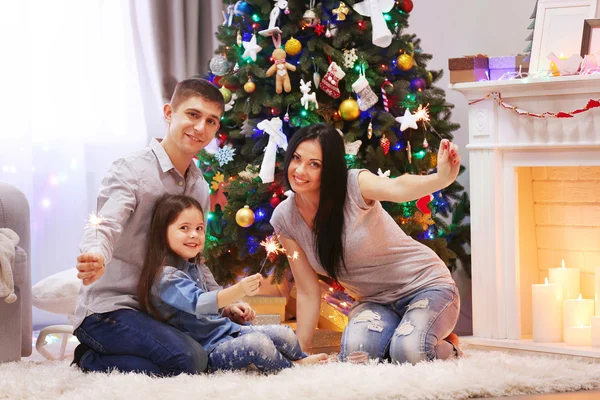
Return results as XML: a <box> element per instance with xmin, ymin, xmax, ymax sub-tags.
<box><xmin>151</xmin><ymin>259</ymin><xmax>241</xmax><ymax>353</ymax></box>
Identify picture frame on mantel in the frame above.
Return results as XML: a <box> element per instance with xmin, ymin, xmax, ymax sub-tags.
<box><xmin>580</xmin><ymin>18</ymin><xmax>600</xmax><ymax>56</ymax></box>
<box><xmin>529</xmin><ymin>0</ymin><xmax>599</xmax><ymax>72</ymax></box>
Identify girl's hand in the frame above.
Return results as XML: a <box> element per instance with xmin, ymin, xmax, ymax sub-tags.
<box><xmin>436</xmin><ymin>139</ymin><xmax>461</xmax><ymax>187</ymax></box>
<box><xmin>238</xmin><ymin>273</ymin><xmax>261</xmax><ymax>296</ymax></box>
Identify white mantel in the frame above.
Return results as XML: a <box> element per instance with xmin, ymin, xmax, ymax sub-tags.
<box><xmin>452</xmin><ymin>75</ymin><xmax>600</xmax><ymax>357</ymax></box>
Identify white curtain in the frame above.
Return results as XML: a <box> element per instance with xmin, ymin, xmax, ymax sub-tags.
<box><xmin>0</xmin><ymin>1</ymin><xmax>149</xmax><ymax>327</ymax></box>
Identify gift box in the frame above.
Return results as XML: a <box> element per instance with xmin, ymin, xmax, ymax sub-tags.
<box><xmin>243</xmin><ymin>295</ymin><xmax>287</xmax><ymax>321</ymax></box>
<box><xmin>448</xmin><ymin>55</ymin><xmax>489</xmax><ymax>83</ymax></box>
<box><xmin>489</xmin><ymin>55</ymin><xmax>529</xmax><ymax>80</ymax></box>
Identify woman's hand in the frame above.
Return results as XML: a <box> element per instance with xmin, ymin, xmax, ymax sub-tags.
<box><xmin>436</xmin><ymin>139</ymin><xmax>461</xmax><ymax>187</ymax></box>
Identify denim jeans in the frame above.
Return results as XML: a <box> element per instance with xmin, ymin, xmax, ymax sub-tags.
<box><xmin>340</xmin><ymin>284</ymin><xmax>460</xmax><ymax>364</ymax></box>
<box><xmin>208</xmin><ymin>325</ymin><xmax>306</xmax><ymax>373</ymax></box>
<box><xmin>74</xmin><ymin>309</ymin><xmax>208</xmax><ymax>376</ymax></box>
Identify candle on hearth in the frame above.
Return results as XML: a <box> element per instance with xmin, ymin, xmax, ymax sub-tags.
<box><xmin>591</xmin><ymin>317</ymin><xmax>600</xmax><ymax>347</ymax></box>
<box><xmin>547</xmin><ymin>52</ymin><xmax>583</xmax><ymax>75</ymax></box>
<box><xmin>531</xmin><ymin>277</ymin><xmax>562</xmax><ymax>342</ymax></box>
<box><xmin>563</xmin><ymin>294</ymin><xmax>594</xmax><ymax>332</ymax></box>
<box><xmin>564</xmin><ymin>325</ymin><xmax>592</xmax><ymax>346</ymax></box>
<box><xmin>549</xmin><ymin>259</ymin><xmax>580</xmax><ymax>300</ymax></box>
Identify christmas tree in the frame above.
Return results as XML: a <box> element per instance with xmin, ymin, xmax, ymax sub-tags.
<box><xmin>199</xmin><ymin>0</ymin><xmax>471</xmax><ymax>288</ymax></box>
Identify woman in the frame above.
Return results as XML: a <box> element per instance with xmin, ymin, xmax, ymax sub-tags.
<box><xmin>270</xmin><ymin>123</ymin><xmax>462</xmax><ymax>364</ymax></box>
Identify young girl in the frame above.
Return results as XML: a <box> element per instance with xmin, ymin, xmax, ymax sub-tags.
<box><xmin>137</xmin><ymin>195</ymin><xmax>327</xmax><ymax>373</ymax></box>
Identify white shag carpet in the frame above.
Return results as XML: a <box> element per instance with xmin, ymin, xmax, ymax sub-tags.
<box><xmin>3</xmin><ymin>346</ymin><xmax>600</xmax><ymax>400</ymax></box>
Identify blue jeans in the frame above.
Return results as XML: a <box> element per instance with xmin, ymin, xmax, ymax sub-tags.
<box><xmin>340</xmin><ymin>284</ymin><xmax>460</xmax><ymax>364</ymax></box>
<box><xmin>74</xmin><ymin>309</ymin><xmax>208</xmax><ymax>376</ymax></box>
<box><xmin>208</xmin><ymin>325</ymin><xmax>306</xmax><ymax>373</ymax></box>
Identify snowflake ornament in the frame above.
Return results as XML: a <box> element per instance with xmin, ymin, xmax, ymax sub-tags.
<box><xmin>343</xmin><ymin>48</ymin><xmax>358</xmax><ymax>69</ymax></box>
<box><xmin>214</xmin><ymin>145</ymin><xmax>236</xmax><ymax>166</ymax></box>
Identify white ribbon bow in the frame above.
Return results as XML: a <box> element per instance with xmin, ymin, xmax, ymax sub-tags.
<box><xmin>257</xmin><ymin>117</ymin><xmax>287</xmax><ymax>183</ymax></box>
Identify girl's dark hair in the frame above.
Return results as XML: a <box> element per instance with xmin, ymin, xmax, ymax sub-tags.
<box><xmin>137</xmin><ymin>195</ymin><xmax>203</xmax><ymax>321</ymax></box>
<box><xmin>283</xmin><ymin>123</ymin><xmax>348</xmax><ymax>280</ymax></box>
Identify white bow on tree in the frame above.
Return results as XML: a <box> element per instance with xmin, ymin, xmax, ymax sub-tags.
<box><xmin>352</xmin><ymin>0</ymin><xmax>395</xmax><ymax>48</ymax></box>
<box><xmin>257</xmin><ymin>117</ymin><xmax>288</xmax><ymax>183</ymax></box>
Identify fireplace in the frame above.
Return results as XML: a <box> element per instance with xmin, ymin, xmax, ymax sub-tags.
<box><xmin>453</xmin><ymin>74</ymin><xmax>600</xmax><ymax>357</ymax></box>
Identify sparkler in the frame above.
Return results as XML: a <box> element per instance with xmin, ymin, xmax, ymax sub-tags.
<box><xmin>258</xmin><ymin>235</ymin><xmax>284</xmax><ymax>273</ymax></box>
<box><xmin>86</xmin><ymin>213</ymin><xmax>104</xmax><ymax>238</ymax></box>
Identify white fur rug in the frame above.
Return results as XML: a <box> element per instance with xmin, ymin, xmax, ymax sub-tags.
<box><xmin>3</xmin><ymin>347</ymin><xmax>600</xmax><ymax>400</ymax></box>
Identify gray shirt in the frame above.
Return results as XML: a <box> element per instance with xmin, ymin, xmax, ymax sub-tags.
<box><xmin>74</xmin><ymin>139</ymin><xmax>210</xmax><ymax>329</ymax></box>
<box><xmin>270</xmin><ymin>169</ymin><xmax>455</xmax><ymax>305</ymax></box>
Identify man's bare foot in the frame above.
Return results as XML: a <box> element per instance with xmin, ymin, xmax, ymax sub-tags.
<box><xmin>444</xmin><ymin>333</ymin><xmax>463</xmax><ymax>357</ymax></box>
<box><xmin>293</xmin><ymin>353</ymin><xmax>328</xmax><ymax>365</ymax></box>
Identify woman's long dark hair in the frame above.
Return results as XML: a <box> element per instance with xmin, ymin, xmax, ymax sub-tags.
<box><xmin>283</xmin><ymin>124</ymin><xmax>348</xmax><ymax>280</ymax></box>
<box><xmin>137</xmin><ymin>195</ymin><xmax>203</xmax><ymax>321</ymax></box>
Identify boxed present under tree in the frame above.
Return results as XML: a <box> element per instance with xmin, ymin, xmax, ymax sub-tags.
<box><xmin>488</xmin><ymin>55</ymin><xmax>529</xmax><ymax>80</ymax></box>
<box><xmin>448</xmin><ymin>55</ymin><xmax>489</xmax><ymax>83</ymax></box>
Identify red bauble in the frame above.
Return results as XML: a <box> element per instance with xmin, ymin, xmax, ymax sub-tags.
<box><xmin>269</xmin><ymin>195</ymin><xmax>281</xmax><ymax>208</ymax></box>
<box><xmin>401</xmin><ymin>0</ymin><xmax>414</xmax><ymax>13</ymax></box>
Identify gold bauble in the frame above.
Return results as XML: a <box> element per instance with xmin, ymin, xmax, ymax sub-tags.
<box><xmin>338</xmin><ymin>99</ymin><xmax>360</xmax><ymax>121</ymax></box>
<box><xmin>284</xmin><ymin>37</ymin><xmax>302</xmax><ymax>56</ymax></box>
<box><xmin>244</xmin><ymin>80</ymin><xmax>256</xmax><ymax>93</ymax></box>
<box><xmin>425</xmin><ymin>71</ymin><xmax>433</xmax><ymax>86</ymax></box>
<box><xmin>235</xmin><ymin>205</ymin><xmax>255</xmax><ymax>228</ymax></box>
<box><xmin>549</xmin><ymin>61</ymin><xmax>560</xmax><ymax>76</ymax></box>
<box><xmin>219</xmin><ymin>86</ymin><xmax>232</xmax><ymax>103</ymax></box>
<box><xmin>397</xmin><ymin>53</ymin><xmax>414</xmax><ymax>71</ymax></box>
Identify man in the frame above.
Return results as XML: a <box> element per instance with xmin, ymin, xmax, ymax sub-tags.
<box><xmin>74</xmin><ymin>78</ymin><xmax>254</xmax><ymax>375</ymax></box>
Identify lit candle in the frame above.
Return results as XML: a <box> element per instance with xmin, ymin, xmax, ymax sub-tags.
<box><xmin>547</xmin><ymin>52</ymin><xmax>583</xmax><ymax>75</ymax></box>
<box><xmin>595</xmin><ymin>266</ymin><xmax>600</xmax><ymax>316</ymax></box>
<box><xmin>563</xmin><ymin>293</ymin><xmax>594</xmax><ymax>332</ymax></box>
<box><xmin>564</xmin><ymin>325</ymin><xmax>592</xmax><ymax>346</ymax></box>
<box><xmin>549</xmin><ymin>259</ymin><xmax>580</xmax><ymax>300</ymax></box>
<box><xmin>591</xmin><ymin>317</ymin><xmax>600</xmax><ymax>347</ymax></box>
<box><xmin>531</xmin><ymin>277</ymin><xmax>562</xmax><ymax>342</ymax></box>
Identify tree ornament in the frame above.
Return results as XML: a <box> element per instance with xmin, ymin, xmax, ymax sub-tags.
<box><xmin>423</xmin><ymin>137</ymin><xmax>429</xmax><ymax>148</ymax></box>
<box><xmin>219</xmin><ymin>86</ymin><xmax>232</xmax><ymax>103</ymax></box>
<box><xmin>338</xmin><ymin>98</ymin><xmax>360</xmax><ymax>121</ymax></box>
<box><xmin>214</xmin><ymin>145</ymin><xmax>236</xmax><ymax>166</ymax></box>
<box><xmin>395</xmin><ymin>108</ymin><xmax>418</xmax><ymax>131</ymax></box>
<box><xmin>380</xmin><ymin>136</ymin><xmax>390</xmax><ymax>155</ymax></box>
<box><xmin>270</xmin><ymin>194</ymin><xmax>282</xmax><ymax>208</ymax></box>
<box><xmin>426</xmin><ymin>71</ymin><xmax>433</xmax><ymax>86</ymax></box>
<box><xmin>314</xmin><ymin>23</ymin><xmax>326</xmax><ymax>36</ymax></box>
<box><xmin>416</xmin><ymin>194</ymin><xmax>433</xmax><ymax>215</ymax></box>
<box><xmin>381</xmin><ymin>79</ymin><xmax>393</xmax><ymax>112</ymax></box>
<box><xmin>312</xmin><ymin>58</ymin><xmax>321</xmax><ymax>88</ymax></box>
<box><xmin>410</xmin><ymin>77</ymin><xmax>426</xmax><ymax>92</ymax></box>
<box><xmin>352</xmin><ymin>0</ymin><xmax>395</xmax><ymax>48</ymax></box>
<box><xmin>367</xmin><ymin>121</ymin><xmax>373</xmax><ymax>139</ymax></box>
<box><xmin>407</xmin><ymin>141</ymin><xmax>412</xmax><ymax>163</ymax></box>
<box><xmin>284</xmin><ymin>37</ymin><xmax>302</xmax><ymax>56</ymax></box>
<box><xmin>209</xmin><ymin>172</ymin><xmax>228</xmax><ymax>212</ymax></box>
<box><xmin>302</xmin><ymin>8</ymin><xmax>320</xmax><ymax>27</ymax></box>
<box><xmin>224</xmin><ymin>93</ymin><xmax>237</xmax><ymax>112</ymax></box>
<box><xmin>397</xmin><ymin>53</ymin><xmax>414</xmax><ymax>71</ymax></box>
<box><xmin>343</xmin><ymin>48</ymin><xmax>358</xmax><ymax>69</ymax></box>
<box><xmin>210</xmin><ymin>55</ymin><xmax>230</xmax><ymax>76</ymax></box>
<box><xmin>352</xmin><ymin>75</ymin><xmax>378</xmax><ymax>111</ymax></box>
<box><xmin>257</xmin><ymin>117</ymin><xmax>288</xmax><ymax>183</ymax></box>
<box><xmin>259</xmin><ymin>0</ymin><xmax>288</xmax><ymax>37</ymax></box>
<box><xmin>236</xmin><ymin>205</ymin><xmax>255</xmax><ymax>228</ymax></box>
<box><xmin>300</xmin><ymin>79</ymin><xmax>319</xmax><ymax>110</ymax></box>
<box><xmin>244</xmin><ymin>79</ymin><xmax>256</xmax><ymax>93</ymax></box>
<box><xmin>265</xmin><ymin>48</ymin><xmax>296</xmax><ymax>94</ymax></box>
<box><xmin>236</xmin><ymin>30</ymin><xmax>242</xmax><ymax>46</ymax></box>
<box><xmin>242</xmin><ymin>33</ymin><xmax>263</xmax><ymax>62</ymax></box>
<box><xmin>401</xmin><ymin>0</ymin><xmax>414</xmax><ymax>13</ymax></box>
<box><xmin>319</xmin><ymin>62</ymin><xmax>345</xmax><ymax>98</ymax></box>
<box><xmin>333</xmin><ymin>1</ymin><xmax>350</xmax><ymax>20</ymax></box>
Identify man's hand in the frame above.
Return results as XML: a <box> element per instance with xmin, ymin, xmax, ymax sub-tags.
<box><xmin>223</xmin><ymin>302</ymin><xmax>256</xmax><ymax>324</ymax></box>
<box><xmin>76</xmin><ymin>253</ymin><xmax>105</xmax><ymax>285</ymax></box>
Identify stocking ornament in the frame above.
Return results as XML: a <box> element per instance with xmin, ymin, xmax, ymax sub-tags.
<box><xmin>352</xmin><ymin>75</ymin><xmax>378</xmax><ymax>111</ymax></box>
<box><xmin>319</xmin><ymin>62</ymin><xmax>346</xmax><ymax>98</ymax></box>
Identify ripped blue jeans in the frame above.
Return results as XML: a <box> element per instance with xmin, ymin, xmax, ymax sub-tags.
<box><xmin>208</xmin><ymin>324</ymin><xmax>306</xmax><ymax>373</ymax></box>
<box><xmin>340</xmin><ymin>284</ymin><xmax>460</xmax><ymax>365</ymax></box>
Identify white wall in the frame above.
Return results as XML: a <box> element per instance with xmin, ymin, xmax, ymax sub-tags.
<box><xmin>408</xmin><ymin>0</ymin><xmax>538</xmax><ymax>193</ymax></box>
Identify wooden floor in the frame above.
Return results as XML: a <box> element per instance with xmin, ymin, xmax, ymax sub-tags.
<box><xmin>477</xmin><ymin>390</ymin><xmax>600</xmax><ymax>399</ymax></box>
